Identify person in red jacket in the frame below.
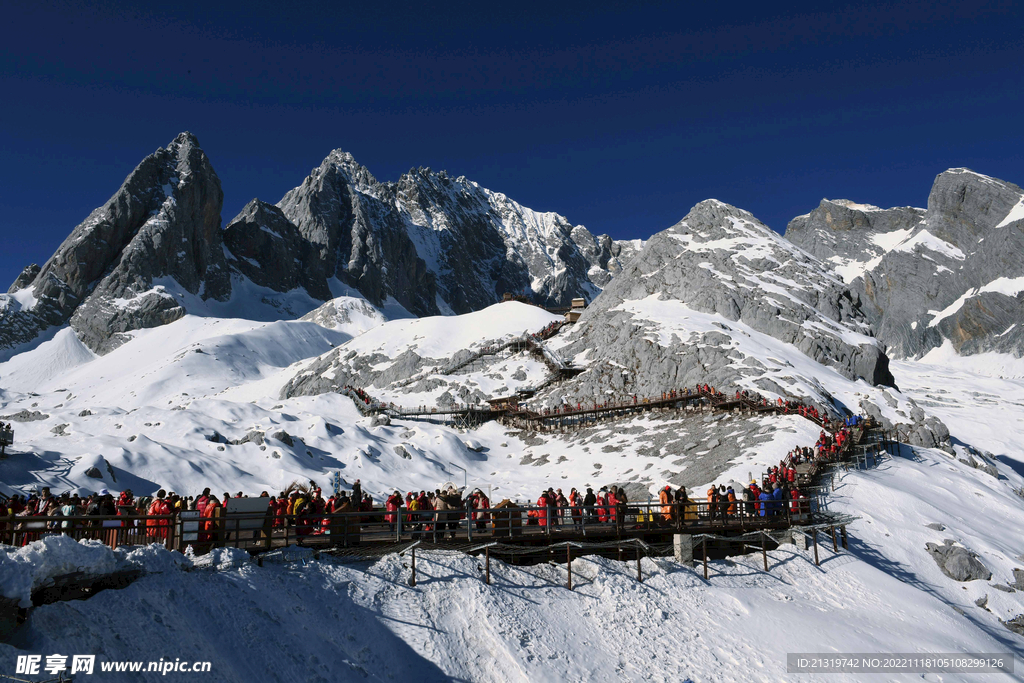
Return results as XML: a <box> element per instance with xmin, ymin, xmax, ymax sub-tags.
<box><xmin>606</xmin><ymin>488</ymin><xmax>618</xmax><ymax>525</ymax></box>
<box><xmin>474</xmin><ymin>490</ymin><xmax>490</xmax><ymax>531</ymax></box>
<box><xmin>146</xmin><ymin>490</ymin><xmax>172</xmax><ymax>539</ymax></box>
<box><xmin>535</xmin><ymin>492</ymin><xmax>550</xmax><ymax>527</ymax></box>
<box><xmin>385</xmin><ymin>491</ymin><xmax>402</xmax><ymax>532</ymax></box>
<box><xmin>596</xmin><ymin>489</ymin><xmax>608</xmax><ymax>523</ymax></box>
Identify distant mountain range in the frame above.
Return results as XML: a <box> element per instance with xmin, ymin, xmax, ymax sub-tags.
<box><xmin>2</xmin><ymin>132</ymin><xmax>1021</xmax><ymax>375</ymax></box>
<box><xmin>1</xmin><ymin>133</ymin><xmax>639</xmax><ymax>355</ymax></box>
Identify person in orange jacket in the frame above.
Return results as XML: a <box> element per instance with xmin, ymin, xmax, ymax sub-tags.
<box><xmin>659</xmin><ymin>485</ymin><xmax>674</xmax><ymax>523</ymax></box>
<box><xmin>146</xmin><ymin>490</ymin><xmax>172</xmax><ymax>539</ymax></box>
<box><xmin>200</xmin><ymin>495</ymin><xmax>221</xmax><ymax>541</ymax></box>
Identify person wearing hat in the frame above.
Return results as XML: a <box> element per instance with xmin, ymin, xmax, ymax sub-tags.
<box><xmin>583</xmin><ymin>487</ymin><xmax>597</xmax><ymax>524</ymax></box>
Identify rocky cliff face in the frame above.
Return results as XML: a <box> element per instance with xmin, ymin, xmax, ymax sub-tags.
<box><xmin>785</xmin><ymin>200</ymin><xmax>925</xmax><ymax>282</ymax></box>
<box><xmin>261</xmin><ymin>150</ymin><xmax>636</xmax><ymax>316</ymax></box>
<box><xmin>539</xmin><ymin>200</ymin><xmax>893</xmax><ymax>408</ymax></box>
<box><xmin>2</xmin><ymin>137</ymin><xmax>639</xmax><ymax>357</ymax></box>
<box><xmin>1</xmin><ymin>133</ymin><xmax>229</xmax><ymax>355</ymax></box>
<box><xmin>785</xmin><ymin>169</ymin><xmax>1024</xmax><ymax>359</ymax></box>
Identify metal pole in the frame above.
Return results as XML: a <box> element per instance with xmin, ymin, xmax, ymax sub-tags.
<box><xmin>813</xmin><ymin>530</ymin><xmax>819</xmax><ymax>566</ymax></box>
<box><xmin>485</xmin><ymin>547</ymin><xmax>491</xmax><ymax>585</ymax></box>
<box><xmin>761</xmin><ymin>532</ymin><xmax>768</xmax><ymax>572</ymax></box>
<box><xmin>567</xmin><ymin>543</ymin><xmax>573</xmax><ymax>591</ymax></box>
<box><xmin>410</xmin><ymin>546</ymin><xmax>417</xmax><ymax>587</ymax></box>
<box><xmin>637</xmin><ymin>544</ymin><xmax>643</xmax><ymax>583</ymax></box>
<box><xmin>703</xmin><ymin>537</ymin><xmax>708</xmax><ymax>580</ymax></box>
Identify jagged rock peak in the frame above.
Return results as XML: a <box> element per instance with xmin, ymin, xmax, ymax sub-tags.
<box><xmin>0</xmin><ymin>132</ymin><xmax>228</xmax><ymax>355</ymax></box>
<box><xmin>272</xmin><ymin>148</ymin><xmax>638</xmax><ymax>316</ymax></box>
<box><xmin>786</xmin><ymin>167</ymin><xmax>1024</xmax><ymax>360</ymax></box>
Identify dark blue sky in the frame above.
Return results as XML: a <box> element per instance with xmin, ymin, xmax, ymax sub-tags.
<box><xmin>2</xmin><ymin>0</ymin><xmax>1022</xmax><ymax>286</ymax></box>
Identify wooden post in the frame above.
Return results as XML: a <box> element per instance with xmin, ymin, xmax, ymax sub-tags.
<box><xmin>840</xmin><ymin>525</ymin><xmax>848</xmax><ymax>549</ymax></box>
<box><xmin>485</xmin><ymin>547</ymin><xmax>491</xmax><ymax>585</ymax></box>
<box><xmin>566</xmin><ymin>544</ymin><xmax>572</xmax><ymax>591</ymax></box>
<box><xmin>409</xmin><ymin>547</ymin><xmax>417</xmax><ymax>587</ymax></box>
<box><xmin>830</xmin><ymin>526</ymin><xmax>838</xmax><ymax>553</ymax></box>
<box><xmin>761</xmin><ymin>532</ymin><xmax>768</xmax><ymax>572</ymax></box>
<box><xmin>703</xmin><ymin>538</ymin><xmax>708</xmax><ymax>580</ymax></box>
<box><xmin>813</xmin><ymin>530</ymin><xmax>819</xmax><ymax>566</ymax></box>
<box><xmin>637</xmin><ymin>545</ymin><xmax>643</xmax><ymax>583</ymax></box>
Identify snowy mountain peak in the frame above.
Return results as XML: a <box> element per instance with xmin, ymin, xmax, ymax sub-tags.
<box><xmin>787</xmin><ymin>167</ymin><xmax>1024</xmax><ymax>360</ymax></box>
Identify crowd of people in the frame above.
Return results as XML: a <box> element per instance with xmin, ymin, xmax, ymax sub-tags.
<box><xmin>4</xmin><ymin>412</ymin><xmax>865</xmax><ymax>548</ymax></box>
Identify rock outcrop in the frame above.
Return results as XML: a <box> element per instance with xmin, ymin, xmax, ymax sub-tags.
<box><xmin>2</xmin><ymin>132</ymin><xmax>230</xmax><ymax>354</ymax></box>
<box><xmin>539</xmin><ymin>200</ymin><xmax>893</xmax><ymax>408</ymax></box>
<box><xmin>270</xmin><ymin>150</ymin><xmax>638</xmax><ymax>316</ymax></box>
<box><xmin>786</xmin><ymin>169</ymin><xmax>1024</xmax><ymax>358</ymax></box>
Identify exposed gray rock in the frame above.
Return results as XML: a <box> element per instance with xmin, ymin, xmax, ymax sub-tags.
<box><xmin>860</xmin><ymin>399</ymin><xmax>953</xmax><ymax>453</ymax></box>
<box><xmin>991</xmin><ymin>583</ymin><xmax>1015</xmax><ymax>593</ymax></box>
<box><xmin>223</xmin><ymin>199</ymin><xmax>332</xmax><ymax>300</ymax></box>
<box><xmin>299</xmin><ymin>297</ymin><xmax>386</xmax><ymax>332</ymax></box>
<box><xmin>50</xmin><ymin>424</ymin><xmax>69</xmax><ymax>436</ymax></box>
<box><xmin>370</xmin><ymin>414</ymin><xmax>391</xmax><ymax>427</ymax></box>
<box><xmin>84</xmin><ymin>466</ymin><xmax>103</xmax><ymax>479</ymax></box>
<box><xmin>1013</xmin><ymin>568</ymin><xmax>1024</xmax><ymax>590</ymax></box>
<box><xmin>926</xmin><ymin>540</ymin><xmax>992</xmax><ymax>581</ymax></box>
<box><xmin>0</xmin><ymin>132</ymin><xmax>231</xmax><ymax>355</ymax></box>
<box><xmin>1003</xmin><ymin>615</ymin><xmax>1024</xmax><ymax>636</ymax></box>
<box><xmin>786</xmin><ymin>199</ymin><xmax>925</xmax><ymax>273</ymax></box>
<box><xmin>787</xmin><ymin>169</ymin><xmax>1024</xmax><ymax>359</ymax></box>
<box><xmin>0</xmin><ymin>410</ymin><xmax>48</xmax><ymax>422</ymax></box>
<box><xmin>270</xmin><ymin>430</ymin><xmax>294</xmax><ymax>446</ymax></box>
<box><xmin>394</xmin><ymin>444</ymin><xmax>412</xmax><ymax>460</ymax></box>
<box><xmin>274</xmin><ymin>150</ymin><xmax>638</xmax><ymax>316</ymax></box>
<box><xmin>533</xmin><ymin>199</ymin><xmax>892</xmax><ymax>412</ymax></box>
<box><xmin>231</xmin><ymin>430</ymin><xmax>265</xmax><ymax>446</ymax></box>
<box><xmin>925</xmin><ymin>523</ymin><xmax>945</xmax><ymax>531</ymax></box>
<box><xmin>975</xmin><ymin>595</ymin><xmax>988</xmax><ymax>609</ymax></box>
<box><xmin>78</xmin><ymin>409</ymin><xmax>92</xmax><ymax>417</ymax></box>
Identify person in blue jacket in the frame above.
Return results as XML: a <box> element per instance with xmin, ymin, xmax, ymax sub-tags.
<box><xmin>758</xmin><ymin>489</ymin><xmax>771</xmax><ymax>517</ymax></box>
<box><xmin>771</xmin><ymin>483</ymin><xmax>785</xmax><ymax>515</ymax></box>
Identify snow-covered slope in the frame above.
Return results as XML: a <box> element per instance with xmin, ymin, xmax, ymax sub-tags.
<box><xmin>282</xmin><ymin>301</ymin><xmax>563</xmax><ymax>403</ymax></box>
<box><xmin>2</xmin><ymin>416</ymin><xmax>1022</xmax><ymax>682</ymax></box>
